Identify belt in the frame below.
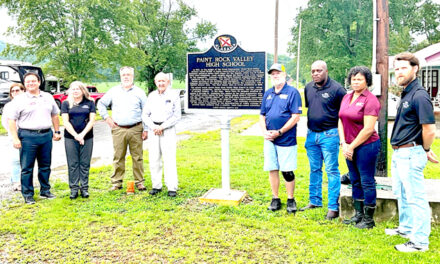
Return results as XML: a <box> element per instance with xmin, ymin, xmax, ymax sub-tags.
<box><xmin>20</xmin><ymin>128</ymin><xmax>51</xmax><ymax>133</ymax></box>
<box><xmin>115</xmin><ymin>122</ymin><xmax>142</xmax><ymax>129</ymax></box>
<box><xmin>153</xmin><ymin>122</ymin><xmax>163</xmax><ymax>125</ymax></box>
<box><xmin>392</xmin><ymin>142</ymin><xmax>420</xmax><ymax>150</ymax></box>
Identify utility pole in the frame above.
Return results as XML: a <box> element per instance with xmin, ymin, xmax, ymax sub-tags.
<box><xmin>375</xmin><ymin>0</ymin><xmax>389</xmax><ymax>177</ymax></box>
<box><xmin>274</xmin><ymin>0</ymin><xmax>279</xmax><ymax>63</ymax></box>
<box><xmin>296</xmin><ymin>19</ymin><xmax>302</xmax><ymax>89</ymax></box>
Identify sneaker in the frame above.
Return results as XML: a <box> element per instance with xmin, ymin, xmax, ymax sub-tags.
<box><xmin>395</xmin><ymin>241</ymin><xmax>428</xmax><ymax>252</ymax></box>
<box><xmin>267</xmin><ymin>198</ymin><xmax>281</xmax><ymax>211</ymax></box>
<box><xmin>286</xmin><ymin>198</ymin><xmax>297</xmax><ymax>214</ymax></box>
<box><xmin>24</xmin><ymin>196</ymin><xmax>36</xmax><ymax>205</ymax></box>
<box><xmin>70</xmin><ymin>192</ymin><xmax>79</xmax><ymax>200</ymax></box>
<box><xmin>40</xmin><ymin>192</ymin><xmax>56</xmax><ymax>199</ymax></box>
<box><xmin>168</xmin><ymin>191</ymin><xmax>177</xmax><ymax>197</ymax></box>
<box><xmin>149</xmin><ymin>188</ymin><xmax>162</xmax><ymax>195</ymax></box>
<box><xmin>299</xmin><ymin>204</ymin><xmax>322</xmax><ymax>211</ymax></box>
<box><xmin>325</xmin><ymin>210</ymin><xmax>339</xmax><ymax>220</ymax></box>
<box><xmin>110</xmin><ymin>185</ymin><xmax>122</xmax><ymax>191</ymax></box>
<box><xmin>13</xmin><ymin>183</ymin><xmax>21</xmax><ymax>192</ymax></box>
<box><xmin>385</xmin><ymin>228</ymin><xmax>409</xmax><ymax>239</ymax></box>
<box><xmin>136</xmin><ymin>183</ymin><xmax>147</xmax><ymax>191</ymax></box>
<box><xmin>80</xmin><ymin>190</ymin><xmax>89</xmax><ymax>198</ymax></box>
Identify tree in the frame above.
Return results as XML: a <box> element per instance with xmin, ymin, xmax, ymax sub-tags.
<box><xmin>289</xmin><ymin>0</ymin><xmax>440</xmax><ymax>85</ymax></box>
<box><xmin>409</xmin><ymin>0</ymin><xmax>440</xmax><ymax>46</ymax></box>
<box><xmin>1</xmin><ymin>0</ymin><xmax>216</xmax><ymax>89</ymax></box>
<box><xmin>289</xmin><ymin>0</ymin><xmax>373</xmax><ymax>85</ymax></box>
<box><xmin>1</xmin><ymin>0</ymin><xmax>128</xmax><ymax>83</ymax></box>
<box><xmin>116</xmin><ymin>0</ymin><xmax>216</xmax><ymax>92</ymax></box>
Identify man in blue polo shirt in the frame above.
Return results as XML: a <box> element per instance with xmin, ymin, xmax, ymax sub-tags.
<box><xmin>260</xmin><ymin>63</ymin><xmax>302</xmax><ymax>213</ymax></box>
<box><xmin>301</xmin><ymin>60</ymin><xmax>346</xmax><ymax>220</ymax></box>
<box><xmin>386</xmin><ymin>52</ymin><xmax>438</xmax><ymax>252</ymax></box>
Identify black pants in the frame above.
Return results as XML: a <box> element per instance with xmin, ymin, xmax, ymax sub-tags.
<box><xmin>65</xmin><ymin>137</ymin><xmax>93</xmax><ymax>192</ymax></box>
<box><xmin>19</xmin><ymin>129</ymin><xmax>53</xmax><ymax>198</ymax></box>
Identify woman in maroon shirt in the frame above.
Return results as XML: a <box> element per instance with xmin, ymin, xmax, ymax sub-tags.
<box><xmin>338</xmin><ymin>66</ymin><xmax>381</xmax><ymax>229</ymax></box>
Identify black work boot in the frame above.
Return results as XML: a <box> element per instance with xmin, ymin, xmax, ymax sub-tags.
<box><xmin>286</xmin><ymin>198</ymin><xmax>297</xmax><ymax>214</ymax></box>
<box><xmin>355</xmin><ymin>206</ymin><xmax>375</xmax><ymax>229</ymax></box>
<box><xmin>268</xmin><ymin>198</ymin><xmax>281</xmax><ymax>211</ymax></box>
<box><xmin>343</xmin><ymin>200</ymin><xmax>364</xmax><ymax>225</ymax></box>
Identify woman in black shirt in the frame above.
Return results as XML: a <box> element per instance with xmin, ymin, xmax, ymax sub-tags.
<box><xmin>61</xmin><ymin>81</ymin><xmax>96</xmax><ymax>199</ymax></box>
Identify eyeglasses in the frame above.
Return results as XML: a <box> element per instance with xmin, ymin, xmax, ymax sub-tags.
<box><xmin>11</xmin><ymin>89</ymin><xmax>23</xmax><ymax>93</ymax></box>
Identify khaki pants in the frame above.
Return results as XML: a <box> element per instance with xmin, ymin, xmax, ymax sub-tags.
<box><xmin>111</xmin><ymin>123</ymin><xmax>144</xmax><ymax>187</ymax></box>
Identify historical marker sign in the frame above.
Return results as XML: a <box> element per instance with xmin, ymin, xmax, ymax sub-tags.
<box><xmin>187</xmin><ymin>34</ymin><xmax>266</xmax><ymax>113</ymax></box>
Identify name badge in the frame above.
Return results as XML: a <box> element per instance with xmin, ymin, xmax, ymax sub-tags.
<box><xmin>356</xmin><ymin>102</ymin><xmax>364</xmax><ymax>107</ymax></box>
<box><xmin>402</xmin><ymin>101</ymin><xmax>410</xmax><ymax>108</ymax></box>
<box><xmin>280</xmin><ymin>94</ymin><xmax>288</xmax><ymax>99</ymax></box>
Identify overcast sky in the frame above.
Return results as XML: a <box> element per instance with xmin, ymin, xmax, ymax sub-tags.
<box><xmin>183</xmin><ymin>0</ymin><xmax>308</xmax><ymax>55</ymax></box>
<box><xmin>0</xmin><ymin>0</ymin><xmax>307</xmax><ymax>56</ymax></box>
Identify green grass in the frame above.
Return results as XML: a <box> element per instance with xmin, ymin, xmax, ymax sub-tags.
<box><xmin>0</xmin><ymin>122</ymin><xmax>5</xmax><ymax>135</ymax></box>
<box><xmin>0</xmin><ymin>117</ymin><xmax>439</xmax><ymax>263</ymax></box>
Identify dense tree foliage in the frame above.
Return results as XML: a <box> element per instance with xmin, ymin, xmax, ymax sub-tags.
<box><xmin>0</xmin><ymin>0</ymin><xmax>216</xmax><ymax>89</ymax></box>
<box><xmin>127</xmin><ymin>0</ymin><xmax>216</xmax><ymax>91</ymax></box>
<box><xmin>289</xmin><ymin>0</ymin><xmax>440</xmax><ymax>85</ymax></box>
<box><xmin>1</xmin><ymin>0</ymin><xmax>129</xmax><ymax>83</ymax></box>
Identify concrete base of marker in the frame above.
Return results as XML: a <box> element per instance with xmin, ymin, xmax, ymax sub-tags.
<box><xmin>340</xmin><ymin>177</ymin><xmax>440</xmax><ymax>223</ymax></box>
<box><xmin>199</xmin><ymin>188</ymin><xmax>247</xmax><ymax>206</ymax></box>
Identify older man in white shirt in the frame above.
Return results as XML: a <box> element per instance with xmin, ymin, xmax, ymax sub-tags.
<box><xmin>143</xmin><ymin>72</ymin><xmax>181</xmax><ymax>197</ymax></box>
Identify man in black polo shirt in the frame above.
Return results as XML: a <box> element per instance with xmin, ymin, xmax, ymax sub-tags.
<box><xmin>301</xmin><ymin>60</ymin><xmax>346</xmax><ymax>220</ymax></box>
<box><xmin>386</xmin><ymin>52</ymin><xmax>438</xmax><ymax>252</ymax></box>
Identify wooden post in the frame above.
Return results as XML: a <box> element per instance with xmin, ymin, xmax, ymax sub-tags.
<box><xmin>375</xmin><ymin>0</ymin><xmax>389</xmax><ymax>177</ymax></box>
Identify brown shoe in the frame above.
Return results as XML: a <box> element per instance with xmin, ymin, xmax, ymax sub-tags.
<box><xmin>299</xmin><ymin>204</ymin><xmax>322</xmax><ymax>211</ymax></box>
<box><xmin>136</xmin><ymin>183</ymin><xmax>147</xmax><ymax>191</ymax></box>
<box><xmin>111</xmin><ymin>185</ymin><xmax>122</xmax><ymax>191</ymax></box>
<box><xmin>325</xmin><ymin>210</ymin><xmax>339</xmax><ymax>220</ymax></box>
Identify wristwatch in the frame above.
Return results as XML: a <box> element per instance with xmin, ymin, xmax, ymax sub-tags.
<box><xmin>278</xmin><ymin>130</ymin><xmax>283</xmax><ymax>136</ymax></box>
<box><xmin>424</xmin><ymin>147</ymin><xmax>430</xmax><ymax>152</ymax></box>
<box><xmin>55</xmin><ymin>131</ymin><xmax>61</xmax><ymax>134</ymax></box>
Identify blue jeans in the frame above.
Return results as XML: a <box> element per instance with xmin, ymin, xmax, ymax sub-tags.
<box><xmin>18</xmin><ymin>129</ymin><xmax>53</xmax><ymax>198</ymax></box>
<box><xmin>345</xmin><ymin>140</ymin><xmax>380</xmax><ymax>206</ymax></box>
<box><xmin>391</xmin><ymin>145</ymin><xmax>430</xmax><ymax>247</ymax></box>
<box><xmin>65</xmin><ymin>137</ymin><xmax>93</xmax><ymax>192</ymax></box>
<box><xmin>10</xmin><ymin>143</ymin><xmax>21</xmax><ymax>183</ymax></box>
<box><xmin>305</xmin><ymin>128</ymin><xmax>340</xmax><ymax>211</ymax></box>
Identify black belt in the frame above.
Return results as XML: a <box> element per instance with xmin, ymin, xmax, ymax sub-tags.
<box><xmin>153</xmin><ymin>122</ymin><xmax>163</xmax><ymax>125</ymax></box>
<box><xmin>392</xmin><ymin>142</ymin><xmax>420</xmax><ymax>150</ymax></box>
<box><xmin>115</xmin><ymin>122</ymin><xmax>142</xmax><ymax>129</ymax></box>
<box><xmin>20</xmin><ymin>128</ymin><xmax>51</xmax><ymax>133</ymax></box>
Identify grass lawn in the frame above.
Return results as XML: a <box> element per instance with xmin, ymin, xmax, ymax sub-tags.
<box><xmin>0</xmin><ymin>117</ymin><xmax>439</xmax><ymax>263</ymax></box>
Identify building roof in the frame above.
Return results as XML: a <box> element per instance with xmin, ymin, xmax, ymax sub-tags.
<box><xmin>389</xmin><ymin>42</ymin><xmax>440</xmax><ymax>69</ymax></box>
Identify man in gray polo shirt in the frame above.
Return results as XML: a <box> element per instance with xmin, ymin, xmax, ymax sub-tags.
<box><xmin>8</xmin><ymin>72</ymin><xmax>61</xmax><ymax>204</ymax></box>
<box><xmin>98</xmin><ymin>66</ymin><xmax>148</xmax><ymax>191</ymax></box>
